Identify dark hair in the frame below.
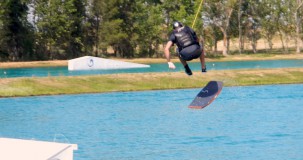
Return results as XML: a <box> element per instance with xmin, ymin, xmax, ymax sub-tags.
<box><xmin>173</xmin><ymin>21</ymin><xmax>183</xmax><ymax>29</ymax></box>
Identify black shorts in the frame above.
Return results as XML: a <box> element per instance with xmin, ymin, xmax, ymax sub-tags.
<box><xmin>178</xmin><ymin>44</ymin><xmax>202</xmax><ymax>61</ymax></box>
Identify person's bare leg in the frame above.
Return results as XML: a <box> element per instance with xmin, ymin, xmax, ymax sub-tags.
<box><xmin>200</xmin><ymin>49</ymin><xmax>206</xmax><ymax>71</ymax></box>
<box><xmin>178</xmin><ymin>54</ymin><xmax>192</xmax><ymax>75</ymax></box>
<box><xmin>178</xmin><ymin>56</ymin><xmax>188</xmax><ymax>67</ymax></box>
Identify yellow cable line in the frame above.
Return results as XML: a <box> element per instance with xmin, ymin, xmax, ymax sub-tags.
<box><xmin>192</xmin><ymin>0</ymin><xmax>204</xmax><ymax>29</ymax></box>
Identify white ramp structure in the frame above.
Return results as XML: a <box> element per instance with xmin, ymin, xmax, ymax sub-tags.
<box><xmin>68</xmin><ymin>56</ymin><xmax>150</xmax><ymax>71</ymax></box>
<box><xmin>0</xmin><ymin>138</ymin><xmax>78</xmax><ymax>160</ymax></box>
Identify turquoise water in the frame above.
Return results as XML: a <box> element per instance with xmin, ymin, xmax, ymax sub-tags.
<box><xmin>1</xmin><ymin>59</ymin><xmax>303</xmax><ymax>78</ymax></box>
<box><xmin>0</xmin><ymin>84</ymin><xmax>302</xmax><ymax>160</ymax></box>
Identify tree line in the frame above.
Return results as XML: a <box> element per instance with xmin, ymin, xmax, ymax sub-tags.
<box><xmin>0</xmin><ymin>0</ymin><xmax>302</xmax><ymax>61</ymax></box>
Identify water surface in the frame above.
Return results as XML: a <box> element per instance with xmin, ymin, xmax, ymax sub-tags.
<box><xmin>1</xmin><ymin>59</ymin><xmax>302</xmax><ymax>78</ymax></box>
<box><xmin>0</xmin><ymin>84</ymin><xmax>302</xmax><ymax>160</ymax></box>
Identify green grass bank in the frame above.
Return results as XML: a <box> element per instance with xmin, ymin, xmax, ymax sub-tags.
<box><xmin>1</xmin><ymin>68</ymin><xmax>303</xmax><ymax>98</ymax></box>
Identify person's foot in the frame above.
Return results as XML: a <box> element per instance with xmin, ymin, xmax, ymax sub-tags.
<box><xmin>202</xmin><ymin>66</ymin><xmax>207</xmax><ymax>73</ymax></box>
<box><xmin>184</xmin><ymin>65</ymin><xmax>192</xmax><ymax>76</ymax></box>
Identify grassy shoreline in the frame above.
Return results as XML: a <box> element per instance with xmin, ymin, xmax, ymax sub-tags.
<box><xmin>1</xmin><ymin>68</ymin><xmax>303</xmax><ymax>98</ymax></box>
<box><xmin>1</xmin><ymin>53</ymin><xmax>303</xmax><ymax>68</ymax></box>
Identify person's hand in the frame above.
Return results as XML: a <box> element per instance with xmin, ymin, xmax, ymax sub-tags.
<box><xmin>167</xmin><ymin>62</ymin><xmax>176</xmax><ymax>69</ymax></box>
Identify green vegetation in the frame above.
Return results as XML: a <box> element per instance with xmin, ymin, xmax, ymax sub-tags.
<box><xmin>1</xmin><ymin>0</ymin><xmax>303</xmax><ymax>61</ymax></box>
<box><xmin>1</xmin><ymin>68</ymin><xmax>303</xmax><ymax>97</ymax></box>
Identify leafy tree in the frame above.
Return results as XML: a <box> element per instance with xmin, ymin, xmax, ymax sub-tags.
<box><xmin>134</xmin><ymin>1</ymin><xmax>164</xmax><ymax>57</ymax></box>
<box><xmin>85</xmin><ymin>0</ymin><xmax>106</xmax><ymax>57</ymax></box>
<box><xmin>237</xmin><ymin>0</ymin><xmax>244</xmax><ymax>53</ymax></box>
<box><xmin>273</xmin><ymin>0</ymin><xmax>294</xmax><ymax>53</ymax></box>
<box><xmin>0</xmin><ymin>1</ymin><xmax>7</xmax><ymax>60</ymax></box>
<box><xmin>161</xmin><ymin>0</ymin><xmax>197</xmax><ymax>31</ymax></box>
<box><xmin>244</xmin><ymin>0</ymin><xmax>263</xmax><ymax>53</ymax></box>
<box><xmin>35</xmin><ymin>0</ymin><xmax>86</xmax><ymax>59</ymax></box>
<box><xmin>97</xmin><ymin>0</ymin><xmax>128</xmax><ymax>57</ymax></box>
<box><xmin>161</xmin><ymin>0</ymin><xmax>182</xmax><ymax>31</ymax></box>
<box><xmin>1</xmin><ymin>0</ymin><xmax>303</xmax><ymax>61</ymax></box>
<box><xmin>294</xmin><ymin>0</ymin><xmax>303</xmax><ymax>53</ymax></box>
<box><xmin>256</xmin><ymin>0</ymin><xmax>293</xmax><ymax>53</ymax></box>
<box><xmin>204</xmin><ymin>0</ymin><xmax>237</xmax><ymax>56</ymax></box>
<box><xmin>68</xmin><ymin>0</ymin><xmax>86</xmax><ymax>58</ymax></box>
<box><xmin>203</xmin><ymin>23</ymin><xmax>223</xmax><ymax>53</ymax></box>
<box><xmin>1</xmin><ymin>0</ymin><xmax>34</xmax><ymax>61</ymax></box>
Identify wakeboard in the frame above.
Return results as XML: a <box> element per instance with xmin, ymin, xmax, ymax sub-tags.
<box><xmin>188</xmin><ymin>81</ymin><xmax>223</xmax><ymax>109</ymax></box>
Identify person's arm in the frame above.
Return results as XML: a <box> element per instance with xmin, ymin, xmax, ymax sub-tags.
<box><xmin>164</xmin><ymin>41</ymin><xmax>173</xmax><ymax>62</ymax></box>
<box><xmin>164</xmin><ymin>41</ymin><xmax>176</xmax><ymax>69</ymax></box>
